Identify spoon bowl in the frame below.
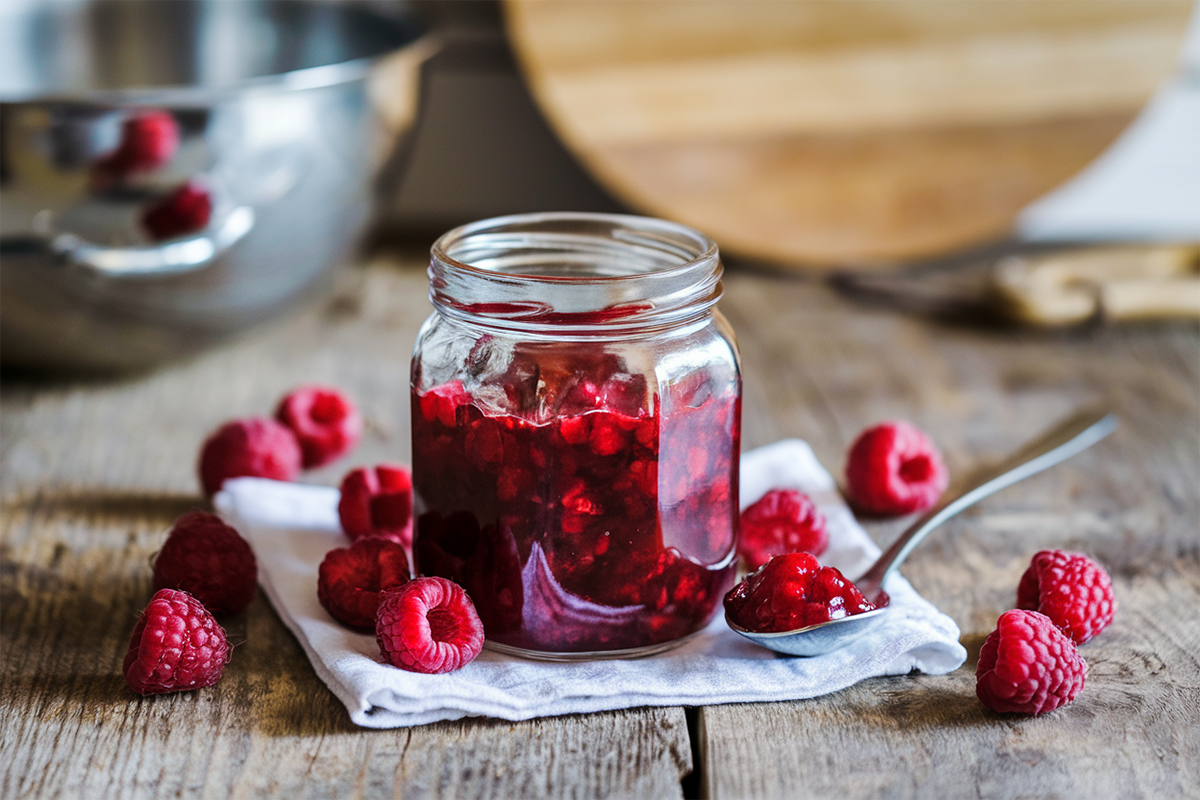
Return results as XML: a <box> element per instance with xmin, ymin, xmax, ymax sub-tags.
<box><xmin>727</xmin><ymin>407</ymin><xmax>1117</xmax><ymax>656</ymax></box>
<box><xmin>728</xmin><ymin>606</ymin><xmax>890</xmax><ymax>657</ymax></box>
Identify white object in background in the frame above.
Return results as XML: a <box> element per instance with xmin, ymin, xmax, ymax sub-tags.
<box><xmin>1019</xmin><ymin>7</ymin><xmax>1200</xmax><ymax>242</ymax></box>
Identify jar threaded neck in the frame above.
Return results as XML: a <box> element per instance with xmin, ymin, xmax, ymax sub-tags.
<box><xmin>429</xmin><ymin>212</ymin><xmax>722</xmax><ymax>336</ymax></box>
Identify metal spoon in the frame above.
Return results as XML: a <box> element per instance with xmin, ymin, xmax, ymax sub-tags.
<box><xmin>727</xmin><ymin>407</ymin><xmax>1118</xmax><ymax>657</ymax></box>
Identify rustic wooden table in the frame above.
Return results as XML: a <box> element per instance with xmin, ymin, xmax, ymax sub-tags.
<box><xmin>3</xmin><ymin>251</ymin><xmax>1198</xmax><ymax>798</ymax></box>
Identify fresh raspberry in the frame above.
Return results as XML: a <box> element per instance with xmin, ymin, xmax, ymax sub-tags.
<box><xmin>737</xmin><ymin>489</ymin><xmax>828</xmax><ymax>570</ymax></box>
<box><xmin>198</xmin><ymin>417</ymin><xmax>302</xmax><ymax>497</ymax></box>
<box><xmin>338</xmin><ymin>464</ymin><xmax>414</xmax><ymax>547</ymax></box>
<box><xmin>152</xmin><ymin>511</ymin><xmax>257</xmax><ymax>615</ymax></box>
<box><xmin>275</xmin><ymin>385</ymin><xmax>363</xmax><ymax>469</ymax></box>
<box><xmin>318</xmin><ymin>538</ymin><xmax>411</xmax><ymax>629</ymax></box>
<box><xmin>375</xmin><ymin>577</ymin><xmax>484</xmax><ymax>674</ymax></box>
<box><xmin>96</xmin><ymin>110</ymin><xmax>180</xmax><ymax>179</ymax></box>
<box><xmin>723</xmin><ymin>552</ymin><xmax>876</xmax><ymax>633</ymax></box>
<box><xmin>1017</xmin><ymin>550</ymin><xmax>1115</xmax><ymax>644</ymax></box>
<box><xmin>976</xmin><ymin>609</ymin><xmax>1087</xmax><ymax>715</ymax></box>
<box><xmin>142</xmin><ymin>181</ymin><xmax>212</xmax><ymax>241</ymax></box>
<box><xmin>845</xmin><ymin>420</ymin><xmax>948</xmax><ymax>516</ymax></box>
<box><xmin>123</xmin><ymin>588</ymin><xmax>230</xmax><ymax>695</ymax></box>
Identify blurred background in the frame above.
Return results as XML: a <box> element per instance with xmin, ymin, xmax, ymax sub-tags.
<box><xmin>2</xmin><ymin>0</ymin><xmax>1198</xmax><ymax>373</ymax></box>
<box><xmin>389</xmin><ymin>0</ymin><xmax>1199</xmax><ymax>261</ymax></box>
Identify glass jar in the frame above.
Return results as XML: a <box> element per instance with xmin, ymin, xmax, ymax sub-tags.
<box><xmin>410</xmin><ymin>212</ymin><xmax>741</xmax><ymax>659</ymax></box>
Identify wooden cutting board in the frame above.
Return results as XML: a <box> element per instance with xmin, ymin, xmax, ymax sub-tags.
<box><xmin>504</xmin><ymin>0</ymin><xmax>1192</xmax><ymax>268</ymax></box>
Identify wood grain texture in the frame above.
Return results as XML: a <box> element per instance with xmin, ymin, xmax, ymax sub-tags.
<box><xmin>708</xmin><ymin>267</ymin><xmax>1200</xmax><ymax>799</ymax></box>
<box><xmin>596</xmin><ymin>114</ymin><xmax>1134</xmax><ymax>271</ymax></box>
<box><xmin>2</xmin><ymin>253</ymin><xmax>1197</xmax><ymax>798</ymax></box>
<box><xmin>0</xmin><ymin>257</ymin><xmax>692</xmax><ymax>800</ymax></box>
<box><xmin>504</xmin><ymin>0</ymin><xmax>1192</xmax><ymax>266</ymax></box>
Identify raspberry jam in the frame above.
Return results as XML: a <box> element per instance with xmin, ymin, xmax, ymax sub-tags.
<box><xmin>723</xmin><ymin>552</ymin><xmax>877</xmax><ymax>633</ymax></box>
<box><xmin>411</xmin><ymin>213</ymin><xmax>741</xmax><ymax>658</ymax></box>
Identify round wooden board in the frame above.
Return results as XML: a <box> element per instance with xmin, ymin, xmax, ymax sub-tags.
<box><xmin>504</xmin><ymin>0</ymin><xmax>1192</xmax><ymax>268</ymax></box>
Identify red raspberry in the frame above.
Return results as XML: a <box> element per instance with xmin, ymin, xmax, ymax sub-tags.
<box><xmin>1017</xmin><ymin>550</ymin><xmax>1115</xmax><ymax>644</ymax></box>
<box><xmin>97</xmin><ymin>110</ymin><xmax>180</xmax><ymax>178</ymax></box>
<box><xmin>845</xmin><ymin>420</ymin><xmax>948</xmax><ymax>516</ymax></box>
<box><xmin>976</xmin><ymin>609</ymin><xmax>1087</xmax><ymax>715</ymax></box>
<box><xmin>318</xmin><ymin>538</ymin><xmax>411</xmax><ymax>629</ymax></box>
<box><xmin>724</xmin><ymin>552</ymin><xmax>876</xmax><ymax>633</ymax></box>
<box><xmin>418</xmin><ymin>380</ymin><xmax>469</xmax><ymax>428</ymax></box>
<box><xmin>375</xmin><ymin>577</ymin><xmax>484</xmax><ymax>674</ymax></box>
<box><xmin>152</xmin><ymin>511</ymin><xmax>257</xmax><ymax>615</ymax></box>
<box><xmin>142</xmin><ymin>181</ymin><xmax>213</xmax><ymax>241</ymax></box>
<box><xmin>198</xmin><ymin>417</ymin><xmax>302</xmax><ymax>497</ymax></box>
<box><xmin>275</xmin><ymin>385</ymin><xmax>363</xmax><ymax>469</ymax></box>
<box><xmin>737</xmin><ymin>489</ymin><xmax>828</xmax><ymax>570</ymax></box>
<box><xmin>338</xmin><ymin>464</ymin><xmax>414</xmax><ymax>547</ymax></box>
<box><xmin>123</xmin><ymin>588</ymin><xmax>230</xmax><ymax>695</ymax></box>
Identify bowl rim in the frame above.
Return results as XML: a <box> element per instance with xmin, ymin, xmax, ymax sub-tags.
<box><xmin>0</xmin><ymin>0</ymin><xmax>427</xmax><ymax>103</ymax></box>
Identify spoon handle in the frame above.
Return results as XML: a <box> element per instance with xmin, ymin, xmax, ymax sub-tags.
<box><xmin>854</xmin><ymin>407</ymin><xmax>1118</xmax><ymax>596</ymax></box>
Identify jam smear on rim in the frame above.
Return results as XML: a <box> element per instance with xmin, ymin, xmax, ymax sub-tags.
<box><xmin>412</xmin><ymin>351</ymin><xmax>739</xmax><ymax>653</ymax></box>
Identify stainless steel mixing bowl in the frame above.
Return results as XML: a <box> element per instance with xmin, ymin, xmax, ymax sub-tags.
<box><xmin>0</xmin><ymin>0</ymin><xmax>425</xmax><ymax>371</ymax></box>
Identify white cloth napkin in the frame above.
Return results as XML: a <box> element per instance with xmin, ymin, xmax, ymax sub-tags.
<box><xmin>215</xmin><ymin>439</ymin><xmax>966</xmax><ymax>728</ymax></box>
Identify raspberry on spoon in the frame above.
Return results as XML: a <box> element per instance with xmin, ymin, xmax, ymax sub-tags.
<box><xmin>152</xmin><ymin>511</ymin><xmax>257</xmax><ymax>616</ymax></box>
<box><xmin>376</xmin><ymin>577</ymin><xmax>484</xmax><ymax>674</ymax></box>
<box><xmin>845</xmin><ymin>420</ymin><xmax>948</xmax><ymax>516</ymax></box>
<box><xmin>1017</xmin><ymin>549</ymin><xmax>1115</xmax><ymax>644</ymax></box>
<box><xmin>737</xmin><ymin>489</ymin><xmax>828</xmax><ymax>570</ymax></box>
<box><xmin>976</xmin><ymin>609</ymin><xmax>1087</xmax><ymax>715</ymax></box>
<box><xmin>724</xmin><ymin>552</ymin><xmax>876</xmax><ymax>633</ymax></box>
<box><xmin>123</xmin><ymin>589</ymin><xmax>230</xmax><ymax>696</ymax></box>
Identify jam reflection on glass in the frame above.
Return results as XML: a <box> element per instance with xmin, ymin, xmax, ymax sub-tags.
<box><xmin>412</xmin><ymin>350</ymin><xmax>739</xmax><ymax>653</ymax></box>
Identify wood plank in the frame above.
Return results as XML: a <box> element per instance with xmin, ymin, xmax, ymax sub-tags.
<box><xmin>3</xmin><ymin>252</ymin><xmax>1197</xmax><ymax>797</ymax></box>
<box><xmin>703</xmin><ymin>267</ymin><xmax>1200</xmax><ymax>798</ymax></box>
<box><xmin>0</xmin><ymin>257</ymin><xmax>693</xmax><ymax>799</ymax></box>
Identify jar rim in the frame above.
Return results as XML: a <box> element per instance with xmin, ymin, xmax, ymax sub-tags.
<box><xmin>427</xmin><ymin>212</ymin><xmax>724</xmax><ymax>337</ymax></box>
<box><xmin>430</xmin><ymin>211</ymin><xmax>718</xmax><ymax>284</ymax></box>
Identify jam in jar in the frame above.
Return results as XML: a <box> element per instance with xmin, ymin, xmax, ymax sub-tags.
<box><xmin>411</xmin><ymin>213</ymin><xmax>740</xmax><ymax>659</ymax></box>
